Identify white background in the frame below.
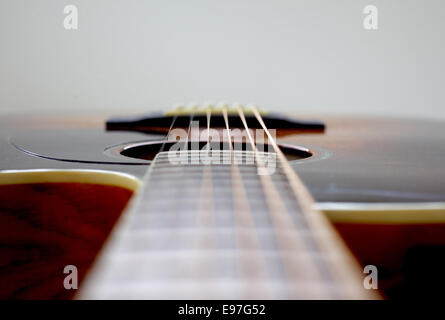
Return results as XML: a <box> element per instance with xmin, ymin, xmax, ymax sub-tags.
<box><xmin>0</xmin><ymin>0</ymin><xmax>443</xmax><ymax>119</ymax></box>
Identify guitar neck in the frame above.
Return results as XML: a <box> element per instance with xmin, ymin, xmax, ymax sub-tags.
<box><xmin>80</xmin><ymin>149</ymin><xmax>371</xmax><ymax>299</ymax></box>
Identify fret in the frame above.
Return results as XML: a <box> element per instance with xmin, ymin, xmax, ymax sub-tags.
<box><xmin>144</xmin><ymin>174</ymin><xmax>291</xmax><ymax>186</ymax></box>
<box><xmin>88</xmin><ymin>251</ymin><xmax>329</xmax><ymax>282</ymax></box>
<box><xmin>105</xmin><ymin>228</ymin><xmax>316</xmax><ymax>253</ymax></box>
<box><xmin>125</xmin><ymin>205</ymin><xmax>308</xmax><ymax>230</ymax></box>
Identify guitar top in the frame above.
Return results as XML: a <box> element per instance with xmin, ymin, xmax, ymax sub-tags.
<box><xmin>1</xmin><ymin>104</ymin><xmax>445</xmax><ymax>299</ymax></box>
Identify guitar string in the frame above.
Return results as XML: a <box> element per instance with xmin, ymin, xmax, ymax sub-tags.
<box><xmin>185</xmin><ymin>110</ymin><xmax>196</xmax><ymax>149</ymax></box>
<box><xmin>157</xmin><ymin>114</ymin><xmax>178</xmax><ymax>155</ymax></box>
<box><xmin>131</xmin><ymin>108</ymin><xmax>200</xmax><ymax>296</ymax></box>
<box><xmin>182</xmin><ymin>106</ymin><xmax>224</xmax><ymax>297</ymax></box>
<box><xmin>236</xmin><ymin>105</ymin><xmax>328</xmax><ymax>298</ymax></box>
<box><xmin>78</xmin><ymin>111</ymin><xmax>184</xmax><ymax>297</ymax></box>
<box><xmin>221</xmin><ymin>105</ymin><xmax>270</xmax><ymax>298</ymax></box>
<box><xmin>250</xmin><ymin>106</ymin><xmax>371</xmax><ymax>299</ymax></box>
<box><xmin>194</xmin><ymin>107</ymin><xmax>216</xmax><ymax>287</ymax></box>
<box><xmin>147</xmin><ymin>108</ymin><xmax>197</xmax><ymax>230</ymax></box>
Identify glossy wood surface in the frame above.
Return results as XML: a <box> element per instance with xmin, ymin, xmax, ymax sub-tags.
<box><xmin>2</xmin><ymin>114</ymin><xmax>445</xmax><ymax>204</ymax></box>
<box><xmin>1</xmin><ymin>114</ymin><xmax>445</xmax><ymax>299</ymax></box>
<box><xmin>0</xmin><ymin>182</ymin><xmax>133</xmax><ymax>299</ymax></box>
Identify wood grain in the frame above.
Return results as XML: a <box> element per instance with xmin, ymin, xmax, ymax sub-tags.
<box><xmin>0</xmin><ymin>183</ymin><xmax>133</xmax><ymax>299</ymax></box>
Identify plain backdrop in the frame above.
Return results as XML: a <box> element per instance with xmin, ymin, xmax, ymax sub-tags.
<box><xmin>0</xmin><ymin>0</ymin><xmax>444</xmax><ymax>119</ymax></box>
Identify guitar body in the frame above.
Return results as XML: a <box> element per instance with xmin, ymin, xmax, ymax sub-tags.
<box><xmin>1</xmin><ymin>113</ymin><xmax>445</xmax><ymax>299</ymax></box>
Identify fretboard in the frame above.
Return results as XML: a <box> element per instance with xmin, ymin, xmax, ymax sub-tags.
<box><xmin>80</xmin><ymin>150</ymin><xmax>368</xmax><ymax>299</ymax></box>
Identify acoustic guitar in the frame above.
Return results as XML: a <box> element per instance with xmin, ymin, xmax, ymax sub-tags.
<box><xmin>1</xmin><ymin>103</ymin><xmax>444</xmax><ymax>300</ymax></box>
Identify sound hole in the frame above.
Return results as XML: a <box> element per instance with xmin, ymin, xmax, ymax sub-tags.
<box><xmin>119</xmin><ymin>141</ymin><xmax>313</xmax><ymax>161</ymax></box>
